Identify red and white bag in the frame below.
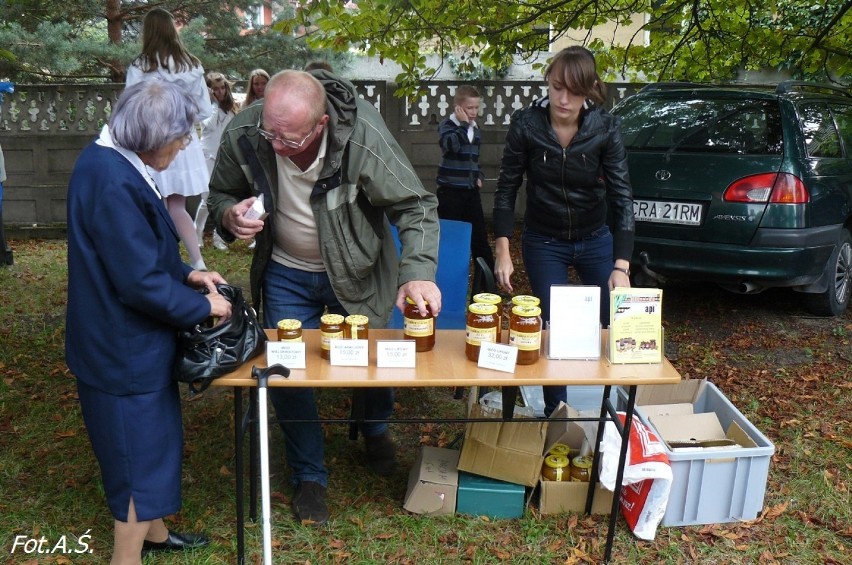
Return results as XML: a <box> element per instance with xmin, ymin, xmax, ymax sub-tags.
<box><xmin>599</xmin><ymin>412</ymin><xmax>672</xmax><ymax>540</ymax></box>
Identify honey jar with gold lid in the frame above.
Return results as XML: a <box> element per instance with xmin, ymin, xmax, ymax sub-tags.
<box><xmin>511</xmin><ymin>295</ymin><xmax>541</xmax><ymax>308</ymax></box>
<box><xmin>403</xmin><ymin>297</ymin><xmax>435</xmax><ymax>352</ymax></box>
<box><xmin>465</xmin><ymin>302</ymin><xmax>498</xmax><ymax>362</ymax></box>
<box><xmin>509</xmin><ymin>304</ymin><xmax>542</xmax><ymax>365</ymax></box>
<box><xmin>343</xmin><ymin>314</ymin><xmax>370</xmax><ymax>340</ymax></box>
<box><xmin>473</xmin><ymin>292</ymin><xmax>503</xmax><ymax>341</ymax></box>
<box><xmin>548</xmin><ymin>443</ymin><xmax>571</xmax><ymax>458</ymax></box>
<box><xmin>277</xmin><ymin>318</ymin><xmax>303</xmax><ymax>342</ymax></box>
<box><xmin>320</xmin><ymin>313</ymin><xmax>345</xmax><ymax>360</ymax></box>
<box><xmin>541</xmin><ymin>454</ymin><xmax>571</xmax><ymax>482</ymax></box>
<box><xmin>570</xmin><ymin>455</ymin><xmax>593</xmax><ymax>482</ymax></box>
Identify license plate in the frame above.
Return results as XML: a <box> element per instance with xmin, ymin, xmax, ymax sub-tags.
<box><xmin>633</xmin><ymin>200</ymin><xmax>702</xmax><ymax>225</ymax></box>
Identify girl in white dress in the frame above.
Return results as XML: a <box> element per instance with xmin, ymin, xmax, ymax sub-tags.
<box><xmin>196</xmin><ymin>72</ymin><xmax>239</xmax><ymax>250</ymax></box>
<box><xmin>126</xmin><ymin>8</ymin><xmax>213</xmax><ymax>270</ymax></box>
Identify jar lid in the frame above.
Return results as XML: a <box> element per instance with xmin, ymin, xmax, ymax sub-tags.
<box><xmin>572</xmin><ymin>455</ymin><xmax>593</xmax><ymax>470</ymax></box>
<box><xmin>472</xmin><ymin>292</ymin><xmax>501</xmax><ymax>305</ymax></box>
<box><xmin>405</xmin><ymin>296</ymin><xmax>429</xmax><ymax>305</ymax></box>
<box><xmin>468</xmin><ymin>302</ymin><xmax>498</xmax><ymax>315</ymax></box>
<box><xmin>511</xmin><ymin>295</ymin><xmax>541</xmax><ymax>306</ymax></box>
<box><xmin>320</xmin><ymin>313</ymin><xmax>345</xmax><ymax>325</ymax></box>
<box><xmin>344</xmin><ymin>314</ymin><xmax>370</xmax><ymax>325</ymax></box>
<box><xmin>511</xmin><ymin>304</ymin><xmax>542</xmax><ymax>317</ymax></box>
<box><xmin>543</xmin><ymin>454</ymin><xmax>570</xmax><ymax>469</ymax></box>
<box><xmin>277</xmin><ymin>318</ymin><xmax>302</xmax><ymax>330</ymax></box>
<box><xmin>548</xmin><ymin>443</ymin><xmax>571</xmax><ymax>457</ymax></box>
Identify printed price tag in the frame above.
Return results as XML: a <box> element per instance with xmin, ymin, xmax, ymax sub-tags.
<box><xmin>266</xmin><ymin>341</ymin><xmax>306</xmax><ymax>369</ymax></box>
<box><xmin>478</xmin><ymin>342</ymin><xmax>518</xmax><ymax>373</ymax></box>
<box><xmin>376</xmin><ymin>340</ymin><xmax>416</xmax><ymax>368</ymax></box>
<box><xmin>329</xmin><ymin>339</ymin><xmax>369</xmax><ymax>366</ymax></box>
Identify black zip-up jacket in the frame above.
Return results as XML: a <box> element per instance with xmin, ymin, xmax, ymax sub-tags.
<box><xmin>493</xmin><ymin>97</ymin><xmax>634</xmax><ymax>262</ymax></box>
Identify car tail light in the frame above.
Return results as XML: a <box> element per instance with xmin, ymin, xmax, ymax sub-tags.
<box><xmin>724</xmin><ymin>173</ymin><xmax>809</xmax><ymax>204</ymax></box>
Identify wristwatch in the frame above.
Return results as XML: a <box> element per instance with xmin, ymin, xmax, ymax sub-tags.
<box><xmin>613</xmin><ymin>266</ymin><xmax>630</xmax><ymax>276</ymax></box>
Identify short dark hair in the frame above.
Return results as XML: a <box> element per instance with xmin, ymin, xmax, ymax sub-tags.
<box><xmin>304</xmin><ymin>60</ymin><xmax>333</xmax><ymax>72</ymax></box>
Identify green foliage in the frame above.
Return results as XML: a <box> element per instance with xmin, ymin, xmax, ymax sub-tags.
<box><xmin>0</xmin><ymin>1</ymin><xmax>347</xmax><ymax>84</ymax></box>
<box><xmin>295</xmin><ymin>0</ymin><xmax>851</xmax><ymax>97</ymax></box>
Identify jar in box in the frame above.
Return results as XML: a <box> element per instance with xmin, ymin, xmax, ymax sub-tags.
<box><xmin>465</xmin><ymin>303</ymin><xmax>498</xmax><ymax>362</ymax></box>
<box><xmin>472</xmin><ymin>292</ymin><xmax>503</xmax><ymax>341</ymax></box>
<box><xmin>509</xmin><ymin>304</ymin><xmax>542</xmax><ymax>365</ymax></box>
<box><xmin>319</xmin><ymin>314</ymin><xmax>345</xmax><ymax>360</ymax></box>
<box><xmin>344</xmin><ymin>314</ymin><xmax>370</xmax><ymax>340</ymax></box>
<box><xmin>548</xmin><ymin>443</ymin><xmax>571</xmax><ymax>458</ymax></box>
<box><xmin>403</xmin><ymin>297</ymin><xmax>435</xmax><ymax>352</ymax></box>
<box><xmin>541</xmin><ymin>454</ymin><xmax>571</xmax><ymax>482</ymax></box>
<box><xmin>277</xmin><ymin>318</ymin><xmax>303</xmax><ymax>342</ymax></box>
<box><xmin>570</xmin><ymin>455</ymin><xmax>593</xmax><ymax>482</ymax></box>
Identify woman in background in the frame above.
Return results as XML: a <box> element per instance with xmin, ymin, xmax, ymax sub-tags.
<box><xmin>243</xmin><ymin>68</ymin><xmax>269</xmax><ymax>107</ymax></box>
<box><xmin>492</xmin><ymin>46</ymin><xmax>634</xmax><ymax>417</ymax></box>
<box><xmin>196</xmin><ymin>72</ymin><xmax>239</xmax><ymax>250</ymax></box>
<box><xmin>126</xmin><ymin>8</ymin><xmax>213</xmax><ymax>271</ymax></box>
<box><xmin>66</xmin><ymin>79</ymin><xmax>231</xmax><ymax>564</ymax></box>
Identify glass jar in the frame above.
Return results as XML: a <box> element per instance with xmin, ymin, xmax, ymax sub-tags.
<box><xmin>509</xmin><ymin>304</ymin><xmax>542</xmax><ymax>365</ymax></box>
<box><xmin>541</xmin><ymin>454</ymin><xmax>571</xmax><ymax>482</ymax></box>
<box><xmin>319</xmin><ymin>313</ymin><xmax>345</xmax><ymax>360</ymax></box>
<box><xmin>403</xmin><ymin>297</ymin><xmax>435</xmax><ymax>352</ymax></box>
<box><xmin>343</xmin><ymin>314</ymin><xmax>370</xmax><ymax>340</ymax></box>
<box><xmin>548</xmin><ymin>443</ymin><xmax>571</xmax><ymax>458</ymax></box>
<box><xmin>465</xmin><ymin>303</ymin><xmax>498</xmax><ymax>362</ymax></box>
<box><xmin>277</xmin><ymin>318</ymin><xmax>303</xmax><ymax>342</ymax></box>
<box><xmin>570</xmin><ymin>455</ymin><xmax>593</xmax><ymax>482</ymax></box>
<box><xmin>473</xmin><ymin>292</ymin><xmax>503</xmax><ymax>341</ymax></box>
<box><xmin>511</xmin><ymin>295</ymin><xmax>541</xmax><ymax>308</ymax></box>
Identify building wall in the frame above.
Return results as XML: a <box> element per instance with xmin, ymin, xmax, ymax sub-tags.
<box><xmin>0</xmin><ymin>80</ymin><xmax>643</xmax><ymax>236</ymax></box>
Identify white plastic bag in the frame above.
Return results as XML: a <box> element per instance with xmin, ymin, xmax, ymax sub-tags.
<box><xmin>599</xmin><ymin>412</ymin><xmax>672</xmax><ymax>540</ymax></box>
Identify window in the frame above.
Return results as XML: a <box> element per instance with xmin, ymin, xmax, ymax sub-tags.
<box><xmin>829</xmin><ymin>104</ymin><xmax>852</xmax><ymax>158</ymax></box>
<box><xmin>798</xmin><ymin>104</ymin><xmax>842</xmax><ymax>158</ymax></box>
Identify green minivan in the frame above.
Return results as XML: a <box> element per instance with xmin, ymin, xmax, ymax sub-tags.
<box><xmin>612</xmin><ymin>82</ymin><xmax>852</xmax><ymax>316</ymax></box>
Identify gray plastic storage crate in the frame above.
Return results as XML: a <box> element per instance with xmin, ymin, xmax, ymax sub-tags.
<box><xmin>618</xmin><ymin>382</ymin><xmax>774</xmax><ymax>526</ymax></box>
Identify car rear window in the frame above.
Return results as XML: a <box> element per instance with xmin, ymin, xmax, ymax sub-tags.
<box><xmin>616</xmin><ymin>95</ymin><xmax>783</xmax><ymax>155</ymax></box>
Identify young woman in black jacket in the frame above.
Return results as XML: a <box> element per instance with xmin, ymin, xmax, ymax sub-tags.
<box><xmin>492</xmin><ymin>46</ymin><xmax>635</xmax><ymax>416</ymax></box>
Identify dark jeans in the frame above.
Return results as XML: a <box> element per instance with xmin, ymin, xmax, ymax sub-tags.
<box><xmin>436</xmin><ymin>187</ymin><xmax>494</xmax><ymax>271</ymax></box>
<box><xmin>522</xmin><ymin>225</ymin><xmax>614</xmax><ymax>416</ymax></box>
<box><xmin>262</xmin><ymin>260</ymin><xmax>394</xmax><ymax>487</ymax></box>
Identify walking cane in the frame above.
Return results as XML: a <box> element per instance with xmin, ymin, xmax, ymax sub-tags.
<box><xmin>252</xmin><ymin>364</ymin><xmax>290</xmax><ymax>565</ymax></box>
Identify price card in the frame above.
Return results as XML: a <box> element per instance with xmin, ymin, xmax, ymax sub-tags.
<box><xmin>376</xmin><ymin>340</ymin><xmax>416</xmax><ymax>368</ymax></box>
<box><xmin>266</xmin><ymin>341</ymin><xmax>306</xmax><ymax>369</ymax></box>
<box><xmin>478</xmin><ymin>342</ymin><xmax>518</xmax><ymax>373</ymax></box>
<box><xmin>329</xmin><ymin>339</ymin><xmax>369</xmax><ymax>366</ymax></box>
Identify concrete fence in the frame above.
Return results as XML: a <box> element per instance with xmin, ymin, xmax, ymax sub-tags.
<box><xmin>0</xmin><ymin>80</ymin><xmax>643</xmax><ymax>237</ymax></box>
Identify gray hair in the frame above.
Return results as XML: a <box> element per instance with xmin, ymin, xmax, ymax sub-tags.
<box><xmin>109</xmin><ymin>80</ymin><xmax>198</xmax><ymax>153</ymax></box>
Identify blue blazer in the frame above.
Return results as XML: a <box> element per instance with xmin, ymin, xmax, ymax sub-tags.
<box><xmin>66</xmin><ymin>142</ymin><xmax>211</xmax><ymax>395</ymax></box>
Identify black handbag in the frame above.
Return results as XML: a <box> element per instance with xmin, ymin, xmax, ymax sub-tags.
<box><xmin>174</xmin><ymin>284</ymin><xmax>267</xmax><ymax>393</ymax></box>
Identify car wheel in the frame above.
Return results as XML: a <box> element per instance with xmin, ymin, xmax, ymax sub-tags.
<box><xmin>803</xmin><ymin>228</ymin><xmax>852</xmax><ymax>316</ymax></box>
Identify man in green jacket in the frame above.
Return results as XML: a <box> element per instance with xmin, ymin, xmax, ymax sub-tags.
<box><xmin>207</xmin><ymin>69</ymin><xmax>441</xmax><ymax>526</ymax></box>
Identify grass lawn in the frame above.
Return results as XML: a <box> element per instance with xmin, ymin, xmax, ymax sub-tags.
<box><xmin>1</xmin><ymin>236</ymin><xmax>850</xmax><ymax>564</ymax></box>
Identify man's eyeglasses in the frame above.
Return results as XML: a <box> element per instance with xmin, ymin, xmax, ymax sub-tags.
<box><xmin>256</xmin><ymin>118</ymin><xmax>318</xmax><ymax>149</ymax></box>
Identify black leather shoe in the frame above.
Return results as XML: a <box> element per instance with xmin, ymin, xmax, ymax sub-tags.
<box><xmin>364</xmin><ymin>431</ymin><xmax>397</xmax><ymax>476</ymax></box>
<box><xmin>141</xmin><ymin>530</ymin><xmax>209</xmax><ymax>554</ymax></box>
<box><xmin>292</xmin><ymin>481</ymin><xmax>329</xmax><ymax>526</ymax></box>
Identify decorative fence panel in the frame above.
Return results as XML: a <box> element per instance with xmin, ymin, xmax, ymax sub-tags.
<box><xmin>0</xmin><ymin>81</ymin><xmax>642</xmax><ymax>232</ymax></box>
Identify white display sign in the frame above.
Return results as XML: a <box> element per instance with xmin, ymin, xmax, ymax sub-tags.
<box><xmin>547</xmin><ymin>285</ymin><xmax>601</xmax><ymax>359</ymax></box>
<box><xmin>478</xmin><ymin>342</ymin><xmax>518</xmax><ymax>373</ymax></box>
<box><xmin>329</xmin><ymin>339</ymin><xmax>369</xmax><ymax>366</ymax></box>
<box><xmin>266</xmin><ymin>341</ymin><xmax>306</xmax><ymax>369</ymax></box>
<box><xmin>376</xmin><ymin>340</ymin><xmax>417</xmax><ymax>368</ymax></box>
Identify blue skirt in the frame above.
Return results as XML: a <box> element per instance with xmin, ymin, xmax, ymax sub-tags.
<box><xmin>77</xmin><ymin>380</ymin><xmax>183</xmax><ymax>522</ymax></box>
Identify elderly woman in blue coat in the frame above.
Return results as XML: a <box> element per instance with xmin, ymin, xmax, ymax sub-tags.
<box><xmin>65</xmin><ymin>80</ymin><xmax>232</xmax><ymax>564</ymax></box>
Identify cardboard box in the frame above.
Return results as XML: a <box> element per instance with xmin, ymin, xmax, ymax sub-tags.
<box><xmin>457</xmin><ymin>401</ymin><xmax>548</xmax><ymax>487</ymax></box>
<box><xmin>456</xmin><ymin>472</ymin><xmax>526</xmax><ymax>518</ymax></box>
<box><xmin>403</xmin><ymin>446</ymin><xmax>460</xmax><ymax>516</ymax></box>
<box><xmin>537</xmin><ymin>403</ymin><xmax>613</xmax><ymax>515</ymax></box>
<box><xmin>618</xmin><ymin>380</ymin><xmax>775</xmax><ymax>525</ymax></box>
